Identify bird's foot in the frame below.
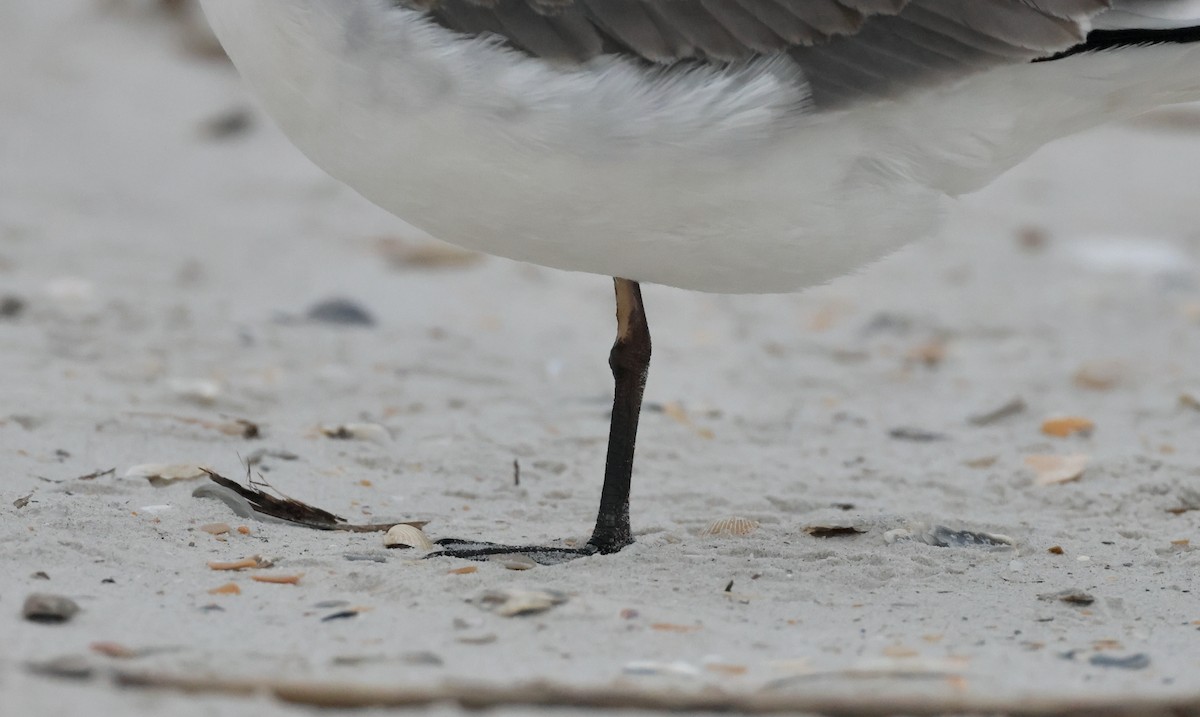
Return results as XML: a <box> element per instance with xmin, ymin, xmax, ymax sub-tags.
<box><xmin>426</xmin><ymin>539</ymin><xmax>598</xmax><ymax>565</ymax></box>
<box><xmin>426</xmin><ymin>529</ymin><xmax>633</xmax><ymax>565</ymax></box>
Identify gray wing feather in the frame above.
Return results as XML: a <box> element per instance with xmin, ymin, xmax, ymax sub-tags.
<box><xmin>399</xmin><ymin>0</ymin><xmax>1115</xmax><ymax>105</ymax></box>
<box><xmin>698</xmin><ymin>0</ymin><xmax>792</xmax><ymax>53</ymax></box>
<box><xmin>580</xmin><ymin>0</ymin><xmax>693</xmax><ymax>61</ymax></box>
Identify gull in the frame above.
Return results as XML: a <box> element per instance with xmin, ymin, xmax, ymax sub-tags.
<box><xmin>195</xmin><ymin>0</ymin><xmax>1200</xmax><ymax>562</ymax></box>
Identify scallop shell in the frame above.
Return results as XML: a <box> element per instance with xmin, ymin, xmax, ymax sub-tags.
<box><xmin>383</xmin><ymin>524</ymin><xmax>433</xmax><ymax>551</ymax></box>
<box><xmin>702</xmin><ymin>517</ymin><xmax>759</xmax><ymax>537</ymax></box>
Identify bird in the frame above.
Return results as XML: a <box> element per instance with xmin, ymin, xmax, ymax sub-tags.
<box><xmin>194</xmin><ymin>0</ymin><xmax>1200</xmax><ymax>563</ymax></box>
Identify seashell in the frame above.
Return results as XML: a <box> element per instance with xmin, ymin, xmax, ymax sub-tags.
<box><xmin>702</xmin><ymin>517</ymin><xmax>758</xmax><ymax>537</ymax></box>
<box><xmin>475</xmin><ymin>588</ymin><xmax>567</xmax><ymax>617</ymax></box>
<box><xmin>1041</xmin><ymin>416</ymin><xmax>1095</xmax><ymax>438</ymax></box>
<box><xmin>1025</xmin><ymin>454</ymin><xmax>1089</xmax><ymax>485</ymax></box>
<box><xmin>886</xmin><ymin>523</ymin><xmax>1013</xmax><ymax>549</ymax></box>
<box><xmin>491</xmin><ymin>554</ymin><xmax>536</xmax><ymax>571</ymax></box>
<box><xmin>383</xmin><ymin>524</ymin><xmax>433</xmax><ymax>551</ymax></box>
<box><xmin>126</xmin><ymin>463</ymin><xmax>208</xmax><ymax>486</ymax></box>
<box><xmin>168</xmin><ymin>378</ymin><xmax>221</xmax><ymax>406</ymax></box>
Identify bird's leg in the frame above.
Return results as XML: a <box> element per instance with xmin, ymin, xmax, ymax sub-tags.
<box><xmin>428</xmin><ymin>278</ymin><xmax>650</xmax><ymax>564</ymax></box>
<box><xmin>587</xmin><ymin>277</ymin><xmax>650</xmax><ymax>553</ymax></box>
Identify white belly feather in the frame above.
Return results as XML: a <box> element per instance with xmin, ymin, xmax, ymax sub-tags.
<box><xmin>197</xmin><ymin>0</ymin><xmax>1200</xmax><ymax>293</ymax></box>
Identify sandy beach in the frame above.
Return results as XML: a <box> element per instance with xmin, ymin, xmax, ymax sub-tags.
<box><xmin>3</xmin><ymin>2</ymin><xmax>1200</xmax><ymax>714</ymax></box>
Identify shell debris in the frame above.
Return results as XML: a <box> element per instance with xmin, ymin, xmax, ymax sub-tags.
<box><xmin>474</xmin><ymin>588</ymin><xmax>567</xmax><ymax>617</ymax></box>
<box><xmin>491</xmin><ymin>554</ymin><xmax>537</xmax><ymax>571</ymax></box>
<box><xmin>1025</xmin><ymin>454</ymin><xmax>1089</xmax><ymax>485</ymax></box>
<box><xmin>126</xmin><ymin>463</ymin><xmax>209</xmax><ymax>486</ymax></box>
<box><xmin>1041</xmin><ymin>416</ymin><xmax>1095</xmax><ymax>438</ymax></box>
<box><xmin>885</xmin><ymin>524</ymin><xmax>1014</xmax><ymax>549</ymax></box>
<box><xmin>702</xmin><ymin>517</ymin><xmax>759</xmax><ymax>537</ymax></box>
<box><xmin>168</xmin><ymin>378</ymin><xmax>222</xmax><ymax>406</ymax></box>
<box><xmin>383</xmin><ymin>524</ymin><xmax>433</xmax><ymax>551</ymax></box>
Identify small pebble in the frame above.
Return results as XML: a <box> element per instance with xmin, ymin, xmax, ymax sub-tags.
<box><xmin>1039</xmin><ymin>589</ymin><xmax>1095</xmax><ymax>606</ymax></box>
<box><xmin>321</xmin><ymin>423</ymin><xmax>392</xmax><ymax>444</ymax></box>
<box><xmin>888</xmin><ymin>427</ymin><xmax>948</xmax><ymax>442</ymax></box>
<box><xmin>321</xmin><ymin>610</ymin><xmax>360</xmax><ymax>622</ymax></box>
<box><xmin>456</xmin><ymin>633</ymin><xmax>498</xmax><ymax>645</ymax></box>
<box><xmin>27</xmin><ymin>655</ymin><xmax>93</xmax><ymax>679</ymax></box>
<box><xmin>201</xmin><ymin>107</ymin><xmax>253</xmax><ymax>139</ymax></box>
<box><xmin>306</xmin><ymin>298</ymin><xmax>375</xmax><ymax>327</ymax></box>
<box><xmin>401</xmin><ymin>651</ymin><xmax>444</xmax><ymax>667</ymax></box>
<box><xmin>967</xmin><ymin>397</ymin><xmax>1026</xmax><ymax>426</ymax></box>
<box><xmin>23</xmin><ymin>593</ymin><xmax>80</xmax><ymax>624</ymax></box>
<box><xmin>1089</xmin><ymin>653</ymin><xmax>1151</xmax><ymax>670</ymax></box>
<box><xmin>0</xmin><ymin>295</ymin><xmax>25</xmax><ymax>318</ymax></box>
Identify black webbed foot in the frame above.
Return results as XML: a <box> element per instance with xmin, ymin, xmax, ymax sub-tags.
<box><xmin>426</xmin><ymin>538</ymin><xmax>598</xmax><ymax>565</ymax></box>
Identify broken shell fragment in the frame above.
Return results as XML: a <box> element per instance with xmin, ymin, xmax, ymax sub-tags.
<box><xmin>1041</xmin><ymin>416</ymin><xmax>1095</xmax><ymax>438</ymax></box>
<box><xmin>966</xmin><ymin>396</ymin><xmax>1026</xmax><ymax>426</ymax></box>
<box><xmin>1073</xmin><ymin>361</ymin><xmax>1125</xmax><ymax>391</ymax></box>
<box><xmin>383</xmin><ymin>524</ymin><xmax>433</xmax><ymax>551</ymax></box>
<box><xmin>126</xmin><ymin>463</ymin><xmax>209</xmax><ymax>486</ymax></box>
<box><xmin>475</xmin><ymin>588</ymin><xmax>567</xmax><ymax>617</ymax></box>
<box><xmin>168</xmin><ymin>378</ymin><xmax>222</xmax><ymax>406</ymax></box>
<box><xmin>1025</xmin><ymin>454</ymin><xmax>1089</xmax><ymax>485</ymax></box>
<box><xmin>491</xmin><ymin>554</ymin><xmax>537</xmax><ymax>571</ymax></box>
<box><xmin>207</xmin><ymin>555</ymin><xmax>271</xmax><ymax>571</ymax></box>
<box><xmin>702</xmin><ymin>517</ymin><xmax>759</xmax><ymax>537</ymax></box>
<box><xmin>251</xmin><ymin>573</ymin><xmax>303</xmax><ymax>585</ymax></box>
<box><xmin>885</xmin><ymin>524</ymin><xmax>1013</xmax><ymax>549</ymax></box>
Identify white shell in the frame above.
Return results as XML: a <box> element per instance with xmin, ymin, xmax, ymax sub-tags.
<box><xmin>1025</xmin><ymin>454</ymin><xmax>1089</xmax><ymax>485</ymax></box>
<box><xmin>125</xmin><ymin>463</ymin><xmax>208</xmax><ymax>486</ymax></box>
<box><xmin>702</xmin><ymin>517</ymin><xmax>759</xmax><ymax>537</ymax></box>
<box><xmin>383</xmin><ymin>524</ymin><xmax>433</xmax><ymax>551</ymax></box>
<box><xmin>476</xmin><ymin>589</ymin><xmax>567</xmax><ymax>617</ymax></box>
<box><xmin>168</xmin><ymin>378</ymin><xmax>222</xmax><ymax>406</ymax></box>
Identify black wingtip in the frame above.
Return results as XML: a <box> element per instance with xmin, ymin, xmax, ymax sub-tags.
<box><xmin>1039</xmin><ymin>26</ymin><xmax>1200</xmax><ymax>62</ymax></box>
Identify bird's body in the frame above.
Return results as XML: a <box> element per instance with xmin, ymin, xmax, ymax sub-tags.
<box><xmin>199</xmin><ymin>0</ymin><xmax>1200</xmax><ymax>292</ymax></box>
<box><xmin>197</xmin><ymin>0</ymin><xmax>1200</xmax><ymax>559</ymax></box>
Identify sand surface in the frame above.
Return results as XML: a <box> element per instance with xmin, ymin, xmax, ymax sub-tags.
<box><xmin>3</xmin><ymin>3</ymin><xmax>1200</xmax><ymax>715</ymax></box>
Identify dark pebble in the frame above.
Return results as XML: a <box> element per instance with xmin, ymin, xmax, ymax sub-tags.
<box><xmin>322</xmin><ymin>610</ymin><xmax>360</xmax><ymax>622</ymax></box>
<box><xmin>306</xmin><ymin>298</ymin><xmax>375</xmax><ymax>327</ymax></box>
<box><xmin>888</xmin><ymin>427</ymin><xmax>948</xmax><ymax>442</ymax></box>
<box><xmin>0</xmin><ymin>295</ymin><xmax>24</xmax><ymax>318</ymax></box>
<box><xmin>1089</xmin><ymin>653</ymin><xmax>1151</xmax><ymax>670</ymax></box>
<box><xmin>22</xmin><ymin>593</ymin><xmax>80</xmax><ymax>624</ymax></box>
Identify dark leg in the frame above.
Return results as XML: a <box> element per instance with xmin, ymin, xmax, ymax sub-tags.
<box><xmin>587</xmin><ymin>278</ymin><xmax>650</xmax><ymax>553</ymax></box>
<box><xmin>428</xmin><ymin>278</ymin><xmax>651</xmax><ymax>564</ymax></box>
